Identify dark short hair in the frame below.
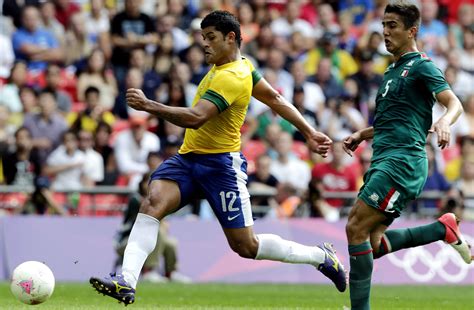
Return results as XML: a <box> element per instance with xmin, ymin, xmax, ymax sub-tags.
<box><xmin>201</xmin><ymin>10</ymin><xmax>242</xmax><ymax>47</ymax></box>
<box><xmin>85</xmin><ymin>86</ymin><xmax>100</xmax><ymax>97</ymax></box>
<box><xmin>385</xmin><ymin>1</ymin><xmax>420</xmax><ymax>30</ymax></box>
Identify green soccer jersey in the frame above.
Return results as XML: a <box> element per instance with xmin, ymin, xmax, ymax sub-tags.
<box><xmin>372</xmin><ymin>52</ymin><xmax>450</xmax><ymax>161</ymax></box>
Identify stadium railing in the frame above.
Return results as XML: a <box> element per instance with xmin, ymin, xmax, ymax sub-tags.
<box><xmin>0</xmin><ymin>186</ymin><xmax>468</xmax><ymax>218</ymax></box>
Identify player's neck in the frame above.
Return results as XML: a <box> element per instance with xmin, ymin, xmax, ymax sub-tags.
<box><xmin>394</xmin><ymin>44</ymin><xmax>419</xmax><ymax>62</ymax></box>
<box><xmin>216</xmin><ymin>49</ymin><xmax>241</xmax><ymax>66</ymax></box>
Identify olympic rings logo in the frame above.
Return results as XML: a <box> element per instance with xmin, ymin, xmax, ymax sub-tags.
<box><xmin>386</xmin><ymin>234</ymin><xmax>474</xmax><ymax>283</ymax></box>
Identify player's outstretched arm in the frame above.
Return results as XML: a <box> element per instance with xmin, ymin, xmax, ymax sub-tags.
<box><xmin>342</xmin><ymin>127</ymin><xmax>374</xmax><ymax>157</ymax></box>
<box><xmin>252</xmin><ymin>78</ymin><xmax>332</xmax><ymax>157</ymax></box>
<box><xmin>430</xmin><ymin>89</ymin><xmax>464</xmax><ymax>149</ymax></box>
<box><xmin>126</xmin><ymin>88</ymin><xmax>218</xmax><ymax>129</ymax></box>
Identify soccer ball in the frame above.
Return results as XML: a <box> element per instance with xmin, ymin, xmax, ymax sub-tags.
<box><xmin>10</xmin><ymin>261</ymin><xmax>55</xmax><ymax>305</ymax></box>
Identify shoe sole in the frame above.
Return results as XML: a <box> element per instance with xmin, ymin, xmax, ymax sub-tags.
<box><xmin>89</xmin><ymin>277</ymin><xmax>134</xmax><ymax>306</ymax></box>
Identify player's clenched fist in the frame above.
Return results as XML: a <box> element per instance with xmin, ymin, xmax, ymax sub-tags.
<box><xmin>126</xmin><ymin>88</ymin><xmax>149</xmax><ymax>111</ymax></box>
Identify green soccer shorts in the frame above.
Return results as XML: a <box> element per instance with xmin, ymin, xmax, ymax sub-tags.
<box><xmin>358</xmin><ymin>156</ymin><xmax>428</xmax><ymax>224</ymax></box>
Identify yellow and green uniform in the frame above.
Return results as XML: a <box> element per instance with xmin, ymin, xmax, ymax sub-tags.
<box><xmin>179</xmin><ymin>58</ymin><xmax>261</xmax><ymax>154</ymax></box>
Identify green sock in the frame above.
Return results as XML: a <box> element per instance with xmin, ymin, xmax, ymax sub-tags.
<box><xmin>349</xmin><ymin>241</ymin><xmax>373</xmax><ymax>310</ymax></box>
<box><xmin>374</xmin><ymin>221</ymin><xmax>446</xmax><ymax>258</ymax></box>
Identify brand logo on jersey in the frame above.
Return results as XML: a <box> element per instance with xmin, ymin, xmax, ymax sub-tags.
<box><xmin>406</xmin><ymin>60</ymin><xmax>415</xmax><ymax>67</ymax></box>
<box><xmin>401</xmin><ymin>69</ymin><xmax>409</xmax><ymax>77</ymax></box>
<box><xmin>369</xmin><ymin>193</ymin><xmax>379</xmax><ymax>203</ymax></box>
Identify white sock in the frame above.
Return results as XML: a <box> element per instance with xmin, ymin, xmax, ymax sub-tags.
<box><xmin>255</xmin><ymin>234</ymin><xmax>325</xmax><ymax>266</ymax></box>
<box><xmin>122</xmin><ymin>213</ymin><xmax>160</xmax><ymax>288</ymax></box>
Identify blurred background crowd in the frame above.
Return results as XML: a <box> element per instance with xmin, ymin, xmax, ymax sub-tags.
<box><xmin>0</xmin><ymin>0</ymin><xmax>473</xmax><ymax>222</ymax></box>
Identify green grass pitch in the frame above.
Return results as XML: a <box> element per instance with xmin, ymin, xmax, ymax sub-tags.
<box><xmin>1</xmin><ymin>282</ymin><xmax>473</xmax><ymax>309</ymax></box>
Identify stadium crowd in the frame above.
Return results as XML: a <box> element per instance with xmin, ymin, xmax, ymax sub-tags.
<box><xmin>0</xmin><ymin>0</ymin><xmax>472</xmax><ymax>221</ymax></box>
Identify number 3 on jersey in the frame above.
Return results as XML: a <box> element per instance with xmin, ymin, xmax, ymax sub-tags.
<box><xmin>382</xmin><ymin>79</ymin><xmax>393</xmax><ymax>97</ymax></box>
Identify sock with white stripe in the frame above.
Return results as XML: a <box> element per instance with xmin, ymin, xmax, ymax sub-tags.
<box><xmin>122</xmin><ymin>213</ymin><xmax>160</xmax><ymax>288</ymax></box>
<box><xmin>374</xmin><ymin>222</ymin><xmax>446</xmax><ymax>258</ymax></box>
<box><xmin>254</xmin><ymin>234</ymin><xmax>325</xmax><ymax>266</ymax></box>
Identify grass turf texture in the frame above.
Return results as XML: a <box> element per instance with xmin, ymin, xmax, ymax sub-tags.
<box><xmin>1</xmin><ymin>283</ymin><xmax>473</xmax><ymax>309</ymax></box>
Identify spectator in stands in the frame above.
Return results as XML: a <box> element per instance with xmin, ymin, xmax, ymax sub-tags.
<box><xmin>113</xmin><ymin>68</ymin><xmax>144</xmax><ymax>119</ymax></box>
<box><xmin>1</xmin><ymin>127</ymin><xmax>41</xmax><ymax>186</ymax></box>
<box><xmin>339</xmin><ymin>0</ymin><xmax>374</xmax><ymax>29</ymax></box>
<box><xmin>0</xmin><ymin>105</ymin><xmax>16</xmax><ymax>153</ymax></box>
<box><xmin>12</xmin><ymin>5</ymin><xmax>63</xmax><ymax>71</ymax></box>
<box><xmin>167</xmin><ymin>0</ymin><xmax>193</xmax><ymax>30</ymax></box>
<box><xmin>129</xmin><ymin>48</ymin><xmax>161</xmax><ymax>101</ymax></box>
<box><xmin>448</xmin><ymin>3</ymin><xmax>473</xmax><ymax>49</ymax></box>
<box><xmin>64</xmin><ymin>12</ymin><xmax>95</xmax><ymax>68</ymax></box>
<box><xmin>356</xmin><ymin>145</ymin><xmax>373</xmax><ymax>189</ymax></box>
<box><xmin>2</xmin><ymin>0</ymin><xmax>42</xmax><ymax>29</ymax></box>
<box><xmin>444</xmin><ymin>61</ymin><xmax>473</xmax><ymax>102</ymax></box>
<box><xmin>270</xmin><ymin>1</ymin><xmax>313</xmax><ymax>39</ymax></box>
<box><xmin>110</xmin><ymin>0</ymin><xmax>158</xmax><ymax>85</ymax></box>
<box><xmin>312</xmin><ymin>3</ymin><xmax>340</xmax><ymax>40</ymax></box>
<box><xmin>185</xmin><ymin>43</ymin><xmax>208</xmax><ymax>86</ymax></box>
<box><xmin>77</xmin><ymin>129</ymin><xmax>104</xmax><ymax>187</ymax></box>
<box><xmin>44</xmin><ymin>63</ymin><xmax>72</xmax><ymax>114</ymax></box>
<box><xmin>311</xmin><ymin>140</ymin><xmax>357</xmax><ymax>208</ymax></box>
<box><xmin>18</xmin><ymin>85</ymin><xmax>38</xmax><ymax>116</ymax></box>
<box><xmin>156</xmin><ymin>14</ymin><xmax>190</xmax><ymax>54</ymax></box>
<box><xmin>77</xmin><ymin>49</ymin><xmax>118</xmax><ymax>110</ymax></box>
<box><xmin>84</xmin><ymin>0</ymin><xmax>111</xmax><ymax>45</ymax></box>
<box><xmin>263</xmin><ymin>48</ymin><xmax>294</xmax><ymax>100</ymax></box>
<box><xmin>69</xmin><ymin>86</ymin><xmax>115</xmax><ymax>133</ymax></box>
<box><xmin>348</xmin><ymin>51</ymin><xmax>383</xmax><ymax>120</ymax></box>
<box><xmin>94</xmin><ymin>121</ymin><xmax>118</xmax><ymax>185</ymax></box>
<box><xmin>247</xmin><ymin>153</ymin><xmax>279</xmax><ymax>218</ymax></box>
<box><xmin>320</xmin><ymin>94</ymin><xmax>366</xmax><ymax>139</ymax></box>
<box><xmin>290</xmin><ymin>61</ymin><xmax>325</xmax><ymax>114</ymax></box>
<box><xmin>114</xmin><ymin>116</ymin><xmax>160</xmax><ymax>189</ymax></box>
<box><xmin>167</xmin><ymin>62</ymin><xmax>198</xmax><ymax>107</ymax></box>
<box><xmin>237</xmin><ymin>2</ymin><xmax>259</xmax><ymax>45</ymax></box>
<box><xmin>53</xmin><ymin>0</ymin><xmax>80</xmax><ymax>28</ymax></box>
<box><xmin>305</xmin><ymin>32</ymin><xmax>358</xmax><ymax>81</ymax></box>
<box><xmin>39</xmin><ymin>1</ymin><xmax>65</xmax><ymax>44</ymax></box>
<box><xmin>458</xmin><ymin>25</ymin><xmax>474</xmax><ymax>74</ymax></box>
<box><xmin>291</xmin><ymin>86</ymin><xmax>319</xmax><ymax>143</ymax></box>
<box><xmin>115</xmin><ymin>172</ymin><xmax>191</xmax><ymax>283</ymax></box>
<box><xmin>243</xmin><ymin>23</ymin><xmax>274</xmax><ymax>67</ymax></box>
<box><xmin>463</xmin><ymin>94</ymin><xmax>474</xmax><ymax>138</ymax></box>
<box><xmin>307</xmin><ymin>57</ymin><xmax>344</xmax><ymax>101</ymax></box>
<box><xmin>419</xmin><ymin>0</ymin><xmax>448</xmax><ymax>58</ymax></box>
<box><xmin>415</xmin><ymin>142</ymin><xmax>454</xmax><ymax>215</ymax></box>
<box><xmin>23</xmin><ymin>88</ymin><xmax>68</xmax><ymax>164</ymax></box>
<box><xmin>0</xmin><ymin>32</ymin><xmax>15</xmax><ymax>79</ymax></box>
<box><xmin>44</xmin><ymin>130</ymin><xmax>85</xmax><ymax>190</ymax></box>
<box><xmin>270</xmin><ymin>131</ymin><xmax>311</xmax><ymax>194</ymax></box>
<box><xmin>456</xmin><ymin>158</ymin><xmax>474</xmax><ymax>220</ymax></box>
<box><xmin>149</xmin><ymin>32</ymin><xmax>177</xmax><ymax>82</ymax></box>
<box><xmin>0</xmin><ymin>61</ymin><xmax>27</xmax><ymax>114</ymax></box>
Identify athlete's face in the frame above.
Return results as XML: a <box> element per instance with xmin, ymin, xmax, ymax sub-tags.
<box><xmin>382</xmin><ymin>13</ymin><xmax>417</xmax><ymax>56</ymax></box>
<box><xmin>201</xmin><ymin>26</ymin><xmax>234</xmax><ymax>66</ymax></box>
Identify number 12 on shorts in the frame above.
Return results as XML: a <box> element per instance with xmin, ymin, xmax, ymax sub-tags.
<box><xmin>220</xmin><ymin>191</ymin><xmax>239</xmax><ymax>212</ymax></box>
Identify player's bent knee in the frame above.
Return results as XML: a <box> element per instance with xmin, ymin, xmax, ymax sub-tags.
<box><xmin>229</xmin><ymin>241</ymin><xmax>258</xmax><ymax>259</ymax></box>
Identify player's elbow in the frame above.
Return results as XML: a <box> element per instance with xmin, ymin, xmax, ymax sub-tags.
<box><xmin>188</xmin><ymin>113</ymin><xmax>210</xmax><ymax>129</ymax></box>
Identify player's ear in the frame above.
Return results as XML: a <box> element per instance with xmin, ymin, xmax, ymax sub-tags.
<box><xmin>226</xmin><ymin>31</ymin><xmax>236</xmax><ymax>44</ymax></box>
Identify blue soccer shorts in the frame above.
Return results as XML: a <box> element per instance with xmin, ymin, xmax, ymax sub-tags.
<box><xmin>150</xmin><ymin>152</ymin><xmax>254</xmax><ymax>228</ymax></box>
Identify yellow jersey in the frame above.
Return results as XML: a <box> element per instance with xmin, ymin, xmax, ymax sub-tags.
<box><xmin>179</xmin><ymin>58</ymin><xmax>261</xmax><ymax>154</ymax></box>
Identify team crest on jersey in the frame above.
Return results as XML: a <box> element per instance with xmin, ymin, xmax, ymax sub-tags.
<box><xmin>406</xmin><ymin>60</ymin><xmax>415</xmax><ymax>66</ymax></box>
<box><xmin>369</xmin><ymin>193</ymin><xmax>379</xmax><ymax>203</ymax></box>
<box><xmin>401</xmin><ymin>69</ymin><xmax>409</xmax><ymax>77</ymax></box>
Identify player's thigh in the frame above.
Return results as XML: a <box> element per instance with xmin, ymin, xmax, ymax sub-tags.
<box><xmin>146</xmin><ymin>154</ymin><xmax>197</xmax><ymax>219</ymax></box>
<box><xmin>140</xmin><ymin>179</ymin><xmax>181</xmax><ymax>220</ymax></box>
<box><xmin>346</xmin><ymin>198</ymin><xmax>388</xmax><ymax>244</ymax></box>
<box><xmin>196</xmin><ymin>152</ymin><xmax>254</xmax><ymax>229</ymax></box>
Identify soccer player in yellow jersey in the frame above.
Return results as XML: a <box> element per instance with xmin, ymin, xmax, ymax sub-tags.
<box><xmin>90</xmin><ymin>11</ymin><xmax>347</xmax><ymax>304</ymax></box>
